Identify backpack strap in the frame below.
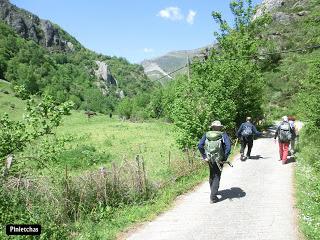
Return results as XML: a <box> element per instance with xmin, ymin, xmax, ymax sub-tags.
<box><xmin>206</xmin><ymin>131</ymin><xmax>223</xmax><ymax>141</ymax></box>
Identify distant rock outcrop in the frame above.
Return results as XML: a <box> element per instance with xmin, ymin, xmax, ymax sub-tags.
<box><xmin>94</xmin><ymin>61</ymin><xmax>117</xmax><ymax>85</ymax></box>
<box><xmin>272</xmin><ymin>12</ymin><xmax>295</xmax><ymax>24</ymax></box>
<box><xmin>0</xmin><ymin>0</ymin><xmax>76</xmax><ymax>51</ymax></box>
<box><xmin>254</xmin><ymin>0</ymin><xmax>286</xmax><ymax>19</ymax></box>
<box><xmin>94</xmin><ymin>61</ymin><xmax>118</xmax><ymax>95</ymax></box>
<box><xmin>253</xmin><ymin>0</ymin><xmax>309</xmax><ymax>23</ymax></box>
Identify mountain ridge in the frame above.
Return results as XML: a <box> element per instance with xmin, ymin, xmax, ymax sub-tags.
<box><xmin>141</xmin><ymin>44</ymin><xmax>216</xmax><ymax>84</ymax></box>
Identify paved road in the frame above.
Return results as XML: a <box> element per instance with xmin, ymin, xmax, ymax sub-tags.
<box><xmin>125</xmin><ymin>137</ymin><xmax>299</xmax><ymax>240</ymax></box>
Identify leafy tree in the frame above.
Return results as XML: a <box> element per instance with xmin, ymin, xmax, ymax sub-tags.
<box><xmin>171</xmin><ymin>0</ymin><xmax>267</xmax><ymax>148</ymax></box>
<box><xmin>297</xmin><ymin>56</ymin><xmax>320</xmax><ymax>135</ymax></box>
<box><xmin>116</xmin><ymin>98</ymin><xmax>133</xmax><ymax>119</ymax></box>
<box><xmin>0</xmin><ymin>95</ymin><xmax>73</xmax><ymax>161</ymax></box>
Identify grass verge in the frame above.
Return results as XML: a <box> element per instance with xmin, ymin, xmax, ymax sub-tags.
<box><xmin>295</xmin><ymin>132</ymin><xmax>320</xmax><ymax>240</ymax></box>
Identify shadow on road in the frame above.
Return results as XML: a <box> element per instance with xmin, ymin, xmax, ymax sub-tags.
<box><xmin>239</xmin><ymin>155</ymin><xmax>270</xmax><ymax>161</ymax></box>
<box><xmin>249</xmin><ymin>155</ymin><xmax>263</xmax><ymax>160</ymax></box>
<box><xmin>217</xmin><ymin>187</ymin><xmax>246</xmax><ymax>202</ymax></box>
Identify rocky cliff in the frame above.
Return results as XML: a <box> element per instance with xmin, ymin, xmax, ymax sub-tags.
<box><xmin>94</xmin><ymin>61</ymin><xmax>118</xmax><ymax>95</ymax></box>
<box><xmin>0</xmin><ymin>0</ymin><xmax>77</xmax><ymax>51</ymax></box>
<box><xmin>254</xmin><ymin>0</ymin><xmax>309</xmax><ymax>24</ymax></box>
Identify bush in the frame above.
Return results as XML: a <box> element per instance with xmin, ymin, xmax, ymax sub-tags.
<box><xmin>56</xmin><ymin>145</ymin><xmax>111</xmax><ymax>169</ymax></box>
<box><xmin>295</xmin><ymin>49</ymin><xmax>320</xmax><ymax>239</ymax></box>
<box><xmin>169</xmin><ymin>0</ymin><xmax>267</xmax><ymax>148</ymax></box>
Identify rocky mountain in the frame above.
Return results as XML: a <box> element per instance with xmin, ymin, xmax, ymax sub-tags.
<box><xmin>0</xmin><ymin>0</ymin><xmax>121</xmax><ymax>95</ymax></box>
<box><xmin>141</xmin><ymin>44</ymin><xmax>216</xmax><ymax>84</ymax></box>
<box><xmin>0</xmin><ymin>0</ymin><xmax>155</xmax><ymax>113</ymax></box>
<box><xmin>0</xmin><ymin>0</ymin><xmax>79</xmax><ymax>51</ymax></box>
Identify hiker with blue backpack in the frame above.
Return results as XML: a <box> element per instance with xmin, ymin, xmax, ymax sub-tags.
<box><xmin>198</xmin><ymin>120</ymin><xmax>232</xmax><ymax>203</ymax></box>
<box><xmin>237</xmin><ymin>117</ymin><xmax>262</xmax><ymax>161</ymax></box>
<box><xmin>274</xmin><ymin>116</ymin><xmax>296</xmax><ymax>164</ymax></box>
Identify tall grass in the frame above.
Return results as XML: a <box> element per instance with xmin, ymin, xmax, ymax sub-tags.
<box><xmin>295</xmin><ymin>128</ymin><xmax>320</xmax><ymax>240</ymax></box>
<box><xmin>0</xmin><ymin>133</ymin><xmax>204</xmax><ymax>239</ymax></box>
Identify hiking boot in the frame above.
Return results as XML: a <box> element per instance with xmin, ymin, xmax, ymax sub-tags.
<box><xmin>240</xmin><ymin>155</ymin><xmax>246</xmax><ymax>161</ymax></box>
<box><xmin>210</xmin><ymin>196</ymin><xmax>219</xmax><ymax>204</ymax></box>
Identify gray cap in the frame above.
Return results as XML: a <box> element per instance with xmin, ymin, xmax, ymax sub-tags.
<box><xmin>210</xmin><ymin>120</ymin><xmax>223</xmax><ymax>127</ymax></box>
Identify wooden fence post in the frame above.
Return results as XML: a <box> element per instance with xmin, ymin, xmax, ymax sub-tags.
<box><xmin>141</xmin><ymin>156</ymin><xmax>147</xmax><ymax>193</ymax></box>
<box><xmin>136</xmin><ymin>155</ymin><xmax>142</xmax><ymax>192</ymax></box>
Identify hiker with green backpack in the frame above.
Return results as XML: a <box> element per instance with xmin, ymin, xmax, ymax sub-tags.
<box><xmin>198</xmin><ymin>120</ymin><xmax>232</xmax><ymax>203</ymax></box>
<box><xmin>274</xmin><ymin>116</ymin><xmax>296</xmax><ymax>164</ymax></box>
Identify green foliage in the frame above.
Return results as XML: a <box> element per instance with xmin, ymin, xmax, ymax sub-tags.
<box><xmin>170</xmin><ymin>0</ymin><xmax>266</xmax><ymax>148</ymax></box>
<box><xmin>294</xmin><ymin>46</ymin><xmax>320</xmax><ymax>240</ymax></box>
<box><xmin>116</xmin><ymin>98</ymin><xmax>134</xmax><ymax>119</ymax></box>
<box><xmin>25</xmin><ymin>95</ymin><xmax>74</xmax><ymax>136</ymax></box>
<box><xmin>56</xmin><ymin>144</ymin><xmax>111</xmax><ymax>169</ymax></box>
<box><xmin>116</xmin><ymin>93</ymin><xmax>152</xmax><ymax>120</ymax></box>
<box><xmin>296</xmin><ymin>134</ymin><xmax>320</xmax><ymax>240</ymax></box>
<box><xmin>0</xmin><ymin>113</ymin><xmax>28</xmax><ymax>159</ymax></box>
<box><xmin>297</xmin><ymin>58</ymin><xmax>320</xmax><ymax>131</ymax></box>
<box><xmin>0</xmin><ymin>95</ymin><xmax>73</xmax><ymax>160</ymax></box>
<box><xmin>260</xmin><ymin>1</ymin><xmax>320</xmax><ymax>118</ymax></box>
<box><xmin>13</xmin><ymin>84</ymin><xmax>30</xmax><ymax>100</ymax></box>
<box><xmin>0</xmin><ymin>183</ymin><xmax>70</xmax><ymax>239</ymax></box>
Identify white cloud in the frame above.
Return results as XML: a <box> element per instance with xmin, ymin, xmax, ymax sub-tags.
<box><xmin>143</xmin><ymin>48</ymin><xmax>154</xmax><ymax>53</ymax></box>
<box><xmin>157</xmin><ymin>7</ymin><xmax>184</xmax><ymax>21</ymax></box>
<box><xmin>186</xmin><ymin>10</ymin><xmax>196</xmax><ymax>24</ymax></box>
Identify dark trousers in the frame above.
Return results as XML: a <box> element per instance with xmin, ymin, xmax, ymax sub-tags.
<box><xmin>208</xmin><ymin>162</ymin><xmax>222</xmax><ymax>200</ymax></box>
<box><xmin>240</xmin><ymin>137</ymin><xmax>253</xmax><ymax>157</ymax></box>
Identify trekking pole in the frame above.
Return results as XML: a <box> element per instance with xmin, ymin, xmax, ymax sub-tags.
<box><xmin>234</xmin><ymin>138</ymin><xmax>238</xmax><ymax>149</ymax></box>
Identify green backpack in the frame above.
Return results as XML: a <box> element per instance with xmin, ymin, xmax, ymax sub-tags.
<box><xmin>204</xmin><ymin>131</ymin><xmax>225</xmax><ymax>163</ymax></box>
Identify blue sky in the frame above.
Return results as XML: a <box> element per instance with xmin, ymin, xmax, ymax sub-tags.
<box><xmin>11</xmin><ymin>0</ymin><xmax>263</xmax><ymax>63</ymax></box>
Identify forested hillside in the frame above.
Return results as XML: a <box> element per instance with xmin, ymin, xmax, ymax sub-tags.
<box><xmin>258</xmin><ymin>0</ymin><xmax>320</xmax><ymax>118</ymax></box>
<box><xmin>0</xmin><ymin>0</ymin><xmax>155</xmax><ymax>114</ymax></box>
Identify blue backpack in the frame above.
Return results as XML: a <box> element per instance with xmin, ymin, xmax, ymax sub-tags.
<box><xmin>241</xmin><ymin>124</ymin><xmax>253</xmax><ymax>137</ymax></box>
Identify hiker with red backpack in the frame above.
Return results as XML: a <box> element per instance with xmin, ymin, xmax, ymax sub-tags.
<box><xmin>198</xmin><ymin>120</ymin><xmax>232</xmax><ymax>203</ymax></box>
<box><xmin>237</xmin><ymin>117</ymin><xmax>262</xmax><ymax>161</ymax></box>
<box><xmin>274</xmin><ymin>116</ymin><xmax>296</xmax><ymax>164</ymax></box>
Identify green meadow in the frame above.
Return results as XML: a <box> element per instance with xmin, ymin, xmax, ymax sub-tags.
<box><xmin>56</xmin><ymin>111</ymin><xmax>187</xmax><ymax>181</ymax></box>
<box><xmin>0</xmin><ymin>84</ymin><xmax>208</xmax><ymax>239</ymax></box>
